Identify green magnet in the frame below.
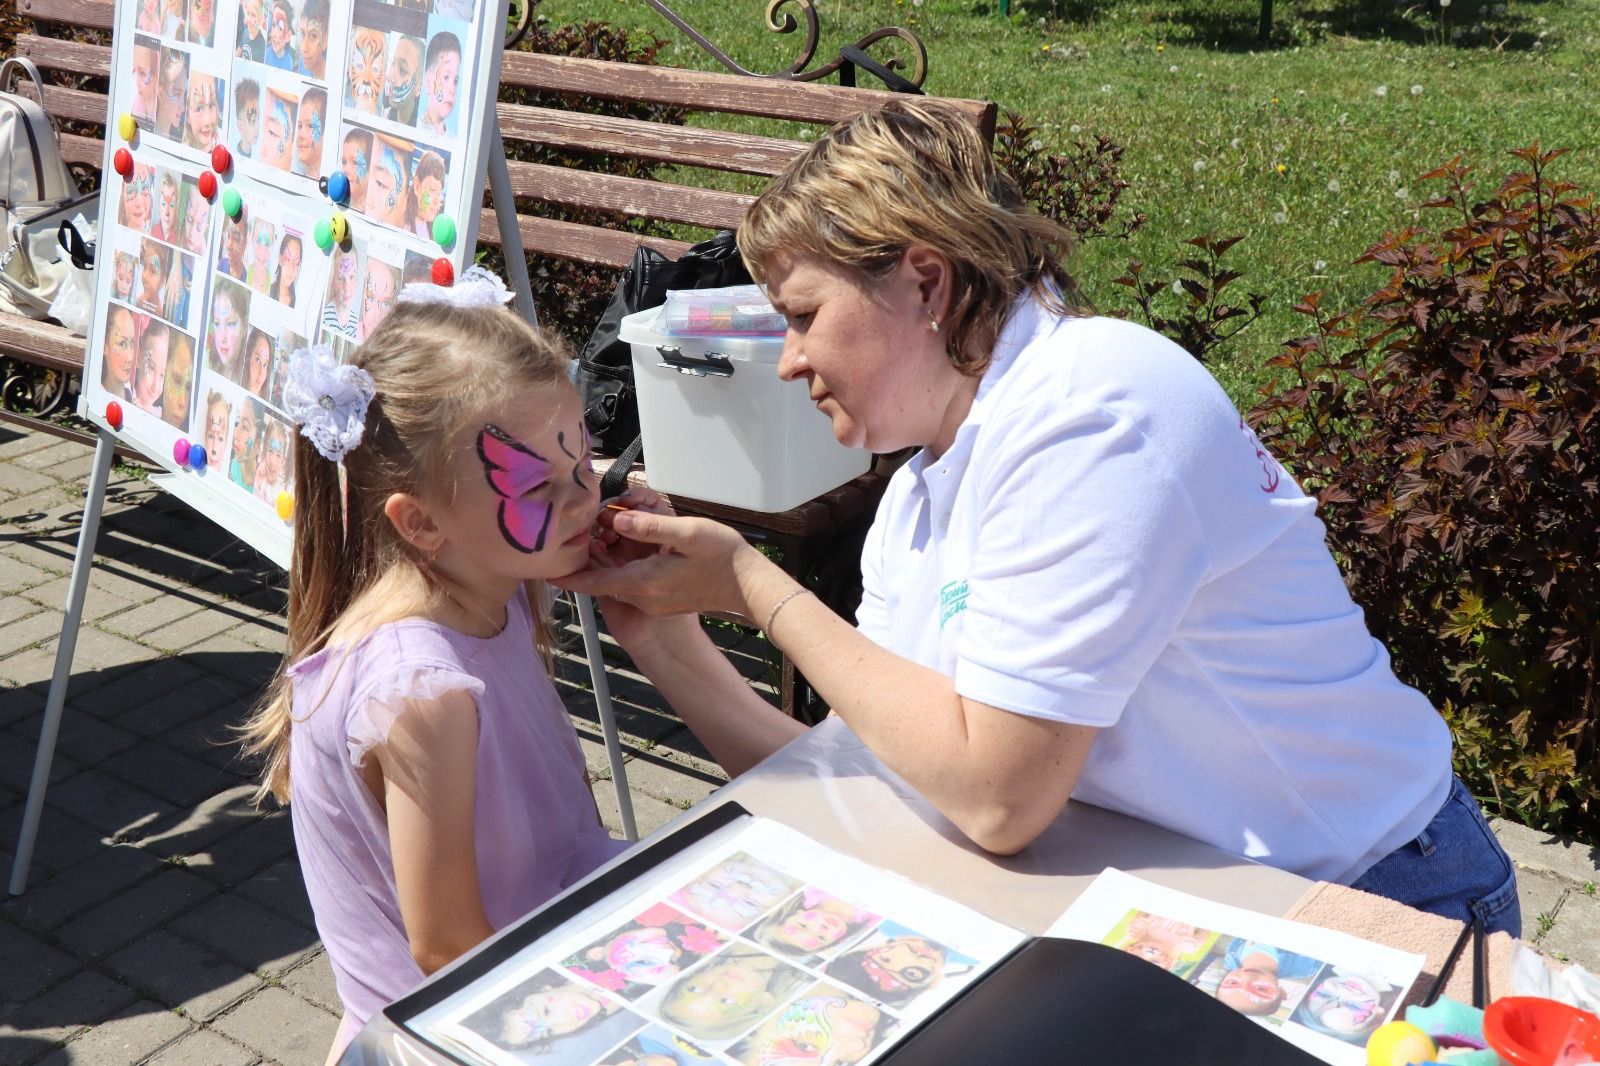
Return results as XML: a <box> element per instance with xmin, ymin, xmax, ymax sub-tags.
<box><xmin>222</xmin><ymin>188</ymin><xmax>242</xmax><ymax>219</ymax></box>
<box><xmin>431</xmin><ymin>215</ymin><xmax>457</xmax><ymax>248</ymax></box>
<box><xmin>313</xmin><ymin>218</ymin><xmax>334</xmax><ymax>251</ymax></box>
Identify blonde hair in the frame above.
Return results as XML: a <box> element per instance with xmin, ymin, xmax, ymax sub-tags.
<box><xmin>240</xmin><ymin>302</ymin><xmax>573</xmax><ymax>804</ymax></box>
<box><xmin>738</xmin><ymin>98</ymin><xmax>1079</xmax><ymax>376</ymax></box>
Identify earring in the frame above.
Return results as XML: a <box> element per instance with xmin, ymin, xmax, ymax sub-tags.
<box><xmin>928</xmin><ymin>313</ymin><xmax>940</xmax><ymax>334</ymax></box>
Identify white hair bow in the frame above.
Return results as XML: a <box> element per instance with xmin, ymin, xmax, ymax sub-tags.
<box><xmin>283</xmin><ymin>345</ymin><xmax>376</xmax><ymax>463</ymax></box>
<box><xmin>397</xmin><ymin>263</ymin><xmax>514</xmax><ymax>309</ymax></box>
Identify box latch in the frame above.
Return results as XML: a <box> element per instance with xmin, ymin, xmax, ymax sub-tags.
<box><xmin>656</xmin><ymin>346</ymin><xmax>735</xmax><ymax>378</ymax></box>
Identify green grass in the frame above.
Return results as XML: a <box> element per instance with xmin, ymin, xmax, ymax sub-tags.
<box><xmin>534</xmin><ymin>0</ymin><xmax>1598</xmax><ymax>404</ymax></box>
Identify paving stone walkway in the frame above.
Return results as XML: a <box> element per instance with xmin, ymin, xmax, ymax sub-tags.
<box><xmin>0</xmin><ymin>422</ymin><xmax>1596</xmax><ymax>1065</ymax></box>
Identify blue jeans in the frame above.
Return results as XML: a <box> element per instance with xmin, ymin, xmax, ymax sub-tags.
<box><xmin>1349</xmin><ymin>776</ymin><xmax>1521</xmax><ymax>937</ymax></box>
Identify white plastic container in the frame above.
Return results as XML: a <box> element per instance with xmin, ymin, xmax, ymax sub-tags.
<box><xmin>618</xmin><ymin>307</ymin><xmax>870</xmax><ymax>512</ymax></box>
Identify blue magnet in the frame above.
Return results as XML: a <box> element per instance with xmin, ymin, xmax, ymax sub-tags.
<box><xmin>188</xmin><ymin>443</ymin><xmax>207</xmax><ymax>471</ymax></box>
<box><xmin>327</xmin><ymin>171</ymin><xmax>350</xmax><ymax>204</ymax></box>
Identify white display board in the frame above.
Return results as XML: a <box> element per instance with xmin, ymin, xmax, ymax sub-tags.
<box><xmin>79</xmin><ymin>0</ymin><xmax>509</xmax><ymax>564</ymax></box>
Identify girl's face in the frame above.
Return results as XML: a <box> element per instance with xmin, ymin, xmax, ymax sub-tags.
<box><xmin>424</xmin><ymin>51</ymin><xmax>459</xmax><ymax>124</ymax></box>
<box><xmin>741</xmin><ymin>994</ymin><xmax>882</xmax><ymax>1065</ymax></box>
<box><xmin>158</xmin><ymin>179</ymin><xmax>178</xmax><ymax>232</ymax></box>
<box><xmin>778</xmin><ymin>906</ymin><xmax>851</xmax><ymax>954</ymax></box>
<box><xmin>132</xmin><ymin>46</ymin><xmax>159</xmax><ymax>117</ymax></box>
<box><xmin>259</xmin><ymin>424</ymin><xmax>287</xmax><ymax>485</ymax></box>
<box><xmin>122</xmin><ymin>169</ymin><xmax>153</xmax><ymax>230</ymax></box>
<box><xmin>204</xmin><ymin>403</ymin><xmax>228</xmax><ymax>467</ymax></box>
<box><xmin>368</xmin><ymin>154</ymin><xmax>405</xmax><ymax>224</ymax></box>
<box><xmin>606</xmin><ymin>929</ymin><xmax>680</xmax><ymax>985</ymax></box>
<box><xmin>186</xmin><ymin>78</ymin><xmax>218</xmax><ymax>147</ymax></box>
<box><xmin>211</xmin><ymin>294</ymin><xmax>243</xmax><ymax>366</ymax></box>
<box><xmin>295</xmin><ymin>101</ymin><xmax>323</xmax><ymax>167</ymax></box>
<box><xmin>359</xmin><ymin>265</ymin><xmax>398</xmax><ymax>337</ymax></box>
<box><xmin>158</xmin><ymin>60</ymin><xmax>186</xmax><ymax>130</ymax></box>
<box><xmin>247</xmin><ymin>336</ymin><xmax>272</xmax><ymax>391</ymax></box>
<box><xmin>251</xmin><ymin>223</ymin><xmax>274</xmax><ymax>268</ymax></box>
<box><xmin>135</xmin><ymin>329</ymin><xmax>169</xmax><ymax>406</ymax></box>
<box><xmin>332</xmin><ymin>250</ymin><xmax>359</xmax><ymax>305</ymax></box>
<box><xmin>859</xmin><ymin>938</ymin><xmax>944</xmax><ymax>995</ymax></box>
<box><xmin>1307</xmin><ymin>976</ymin><xmax>1381</xmax><ymax>1035</ymax></box>
<box><xmin>102</xmin><ymin>311</ymin><xmax>137</xmax><ymax>388</ymax></box>
<box><xmin>340</xmin><ymin>137</ymin><xmax>371</xmax><ymax>208</ymax></box>
<box><xmin>682</xmin><ymin>861</ymin><xmax>795</xmax><ymax>928</ymax></box>
<box><xmin>666</xmin><ymin>958</ymin><xmax>771</xmax><ymax>1026</ymax></box>
<box><xmin>233</xmin><ymin>403</ymin><xmax>256</xmax><ymax>455</ymax></box>
<box><xmin>277</xmin><ymin>240</ymin><xmax>301</xmax><ymax>288</ymax></box>
<box><xmin>182</xmin><ymin>194</ymin><xmax>209</xmax><ymax>255</ymax></box>
<box><xmin>502</xmin><ymin>985</ymin><xmax>603</xmax><ymax>1044</ymax></box>
<box><xmin>189</xmin><ymin>0</ymin><xmax>213</xmax><ymax>38</ymax></box>
<box><xmin>137</xmin><ymin>0</ymin><xmax>160</xmax><ymax>31</ymax></box>
<box><xmin>414</xmin><ymin>173</ymin><xmax>443</xmax><ymax>223</ymax></box>
<box><xmin>114</xmin><ymin>254</ymin><xmax>135</xmax><ymax>297</ymax></box>
<box><xmin>139</xmin><ymin>246</ymin><xmax>166</xmax><ymax>300</ymax></box>
<box><xmin>163</xmin><ymin>342</ymin><xmax>193</xmax><ymax>417</ymax></box>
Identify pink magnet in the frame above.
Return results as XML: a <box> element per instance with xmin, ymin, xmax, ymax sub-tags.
<box><xmin>211</xmin><ymin>144</ymin><xmax>232</xmax><ymax>173</ymax></box>
<box><xmin>105</xmin><ymin>401</ymin><xmax>123</xmax><ymax>430</ymax></box>
<box><xmin>172</xmin><ymin>439</ymin><xmax>190</xmax><ymax>465</ymax></box>
<box><xmin>198</xmin><ymin>171</ymin><xmax>217</xmax><ymax>198</ymax></box>
<box><xmin>113</xmin><ymin>148</ymin><xmax>133</xmax><ymax>178</ymax></box>
<box><xmin>431</xmin><ymin>258</ymin><xmax>454</xmax><ymax>286</ymax></box>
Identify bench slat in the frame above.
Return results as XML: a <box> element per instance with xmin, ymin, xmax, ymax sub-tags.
<box><xmin>18</xmin><ymin>35</ymin><xmax>109</xmax><ymax>78</ymax></box>
<box><xmin>0</xmin><ymin>314</ymin><xmax>86</xmax><ymax>372</ymax></box>
<box><xmin>476</xmin><ymin>209</ymin><xmax>691</xmax><ymax>269</ymax></box>
<box><xmin>496</xmin><ymin>102</ymin><xmax>803</xmax><ymax>177</ymax></box>
<box><xmin>19</xmin><ymin>0</ymin><xmax>110</xmax><ymax>29</ymax></box>
<box><xmin>507</xmin><ymin>161</ymin><xmax>751</xmax><ymax>231</ymax></box>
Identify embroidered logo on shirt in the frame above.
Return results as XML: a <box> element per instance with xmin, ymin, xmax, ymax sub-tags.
<box><xmin>939</xmin><ymin>579</ymin><xmax>969</xmax><ymax>629</ymax></box>
<box><xmin>1238</xmin><ymin>416</ymin><xmax>1281</xmax><ymax>493</ymax></box>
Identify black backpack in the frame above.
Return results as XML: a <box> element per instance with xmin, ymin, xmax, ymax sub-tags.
<box><xmin>578</xmin><ymin>230</ymin><xmax>753</xmax><ymax>495</ymax></box>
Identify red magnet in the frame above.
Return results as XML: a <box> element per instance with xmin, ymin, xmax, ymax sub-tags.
<box><xmin>113</xmin><ymin>147</ymin><xmax>134</xmax><ymax>178</ymax></box>
<box><xmin>172</xmin><ymin>439</ymin><xmax>190</xmax><ymax>465</ymax></box>
<box><xmin>431</xmin><ymin>257</ymin><xmax>454</xmax><ymax>286</ymax></box>
<box><xmin>211</xmin><ymin>144</ymin><xmax>232</xmax><ymax>173</ymax></box>
<box><xmin>198</xmin><ymin>171</ymin><xmax>217</xmax><ymax>198</ymax></box>
<box><xmin>105</xmin><ymin>401</ymin><xmax>123</xmax><ymax>430</ymax></box>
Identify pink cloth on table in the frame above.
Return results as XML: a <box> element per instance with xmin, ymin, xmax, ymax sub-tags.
<box><xmin>286</xmin><ymin>588</ymin><xmax>627</xmax><ymax>1032</ymax></box>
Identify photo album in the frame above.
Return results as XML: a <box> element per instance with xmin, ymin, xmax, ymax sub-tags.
<box><xmin>83</xmin><ymin>0</ymin><xmax>503</xmax><ymax>562</ymax></box>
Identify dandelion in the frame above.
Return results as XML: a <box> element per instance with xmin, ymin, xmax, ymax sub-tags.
<box><xmin>1156</xmin><ymin>42</ymin><xmax>1165</xmax><ymax>52</ymax></box>
<box><xmin>1275</xmin><ymin>162</ymin><xmax>1288</xmax><ymax>175</ymax></box>
<box><xmin>1395</xmin><ymin>187</ymin><xmax>1409</xmax><ymax>200</ymax></box>
<box><xmin>1314</xmin><ymin>259</ymin><xmax>1327</xmax><ymax>272</ymax></box>
<box><xmin>1042</xmin><ymin>43</ymin><xmax>1051</xmax><ymax>51</ymax></box>
<box><xmin>1069</xmin><ymin>123</ymin><xmax>1082</xmax><ymax>133</ymax></box>
<box><xmin>1327</xmin><ymin>178</ymin><xmax>1341</xmax><ymax>193</ymax></box>
<box><xmin>1337</xmin><ymin>112</ymin><xmax>1349</xmax><ymax>125</ymax></box>
<box><xmin>1029</xmin><ymin>139</ymin><xmax>1044</xmax><ymax>151</ymax></box>
<box><xmin>1271</xmin><ymin>95</ymin><xmax>1280</xmax><ymax>104</ymax></box>
<box><xmin>1101</xmin><ymin>83</ymin><xmax>1112</xmax><ymax>93</ymax></box>
<box><xmin>1273</xmin><ymin>211</ymin><xmax>1288</xmax><ymax>224</ymax></box>
<box><xmin>1410</xmin><ymin>84</ymin><xmax>1424</xmax><ymax>96</ymax></box>
<box><xmin>1230</xmin><ymin>137</ymin><xmax>1242</xmax><ymax>149</ymax></box>
<box><xmin>1388</xmin><ymin>169</ymin><xmax>1401</xmax><ymax>184</ymax></box>
<box><xmin>1193</xmin><ymin>159</ymin><xmax>1207</xmax><ymax>173</ymax></box>
<box><xmin>1440</xmin><ymin>0</ymin><xmax>1451</xmax><ymax>7</ymax></box>
<box><xmin>1171</xmin><ymin>280</ymin><xmax>1183</xmax><ymax>295</ymax></box>
<box><xmin>1374</xmin><ymin>84</ymin><xmax>1388</xmax><ymax>97</ymax></box>
<box><xmin>1169</xmin><ymin>64</ymin><xmax>1179</xmax><ymax>73</ymax></box>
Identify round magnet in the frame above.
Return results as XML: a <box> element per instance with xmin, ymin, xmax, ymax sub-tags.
<box><xmin>211</xmin><ymin>144</ymin><xmax>232</xmax><ymax>173</ymax></box>
<box><xmin>113</xmin><ymin>147</ymin><xmax>134</xmax><ymax>178</ymax></box>
<box><xmin>326</xmin><ymin>171</ymin><xmax>350</xmax><ymax>205</ymax></box>
<box><xmin>188</xmin><ymin>443</ymin><xmax>207</xmax><ymax>471</ymax></box>
<box><xmin>105</xmin><ymin>401</ymin><xmax>123</xmax><ymax>430</ymax></box>
<box><xmin>430</xmin><ymin>215</ymin><xmax>456</xmax><ymax>248</ymax></box>
<box><xmin>172</xmin><ymin>439</ymin><xmax>190</xmax><ymax>465</ymax></box>
<box><xmin>317</xmin><ymin>175</ymin><xmax>329</xmax><ymax>196</ymax></box>
<box><xmin>275</xmin><ymin>491</ymin><xmax>294</xmax><ymax>521</ymax></box>
<box><xmin>313</xmin><ymin>218</ymin><xmax>334</xmax><ymax>251</ymax></box>
<box><xmin>117</xmin><ymin>113</ymin><xmax>136</xmax><ymax>141</ymax></box>
<box><xmin>430</xmin><ymin>257</ymin><xmax>454</xmax><ymax>286</ymax></box>
<box><xmin>222</xmin><ymin>188</ymin><xmax>242</xmax><ymax>218</ymax></box>
<box><xmin>329</xmin><ymin>212</ymin><xmax>347</xmax><ymax>243</ymax></box>
<box><xmin>197</xmin><ymin>171</ymin><xmax>217</xmax><ymax>198</ymax></box>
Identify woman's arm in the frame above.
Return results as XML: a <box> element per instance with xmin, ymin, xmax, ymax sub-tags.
<box><xmin>371</xmin><ymin>689</ymin><xmax>494</xmax><ymax>974</ymax></box>
<box><xmin>560</xmin><ymin>513</ymin><xmax>1097</xmax><ymax>854</ymax></box>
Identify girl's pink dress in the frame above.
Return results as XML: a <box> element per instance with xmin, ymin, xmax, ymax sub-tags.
<box><xmin>286</xmin><ymin>588</ymin><xmax>625</xmax><ymax>1031</ymax></box>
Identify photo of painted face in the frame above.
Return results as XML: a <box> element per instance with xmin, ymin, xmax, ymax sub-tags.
<box><xmin>596</xmin><ymin>1027</ymin><xmax>716</xmax><ymax>1066</ymax></box>
<box><xmin>458</xmin><ymin>969</ymin><xmax>640</xmax><ymax>1056</ymax></box>
<box><xmin>118</xmin><ymin>164</ymin><xmax>156</xmax><ymax>233</ymax></box>
<box><xmin>562</xmin><ymin>904</ymin><xmax>727</xmax><ymax>1001</ymax></box>
<box><xmin>821</xmin><ymin>923</ymin><xmax>972</xmax><ymax>1010</ymax></box>
<box><xmin>258</xmin><ymin>90</ymin><xmax>296</xmax><ymax>171</ymax></box>
<box><xmin>235</xmin><ymin>0</ymin><xmax>266</xmax><ymax>61</ymax></box>
<box><xmin>252</xmin><ymin>413</ymin><xmax>292</xmax><ymax>505</ymax></box>
<box><xmin>667</xmin><ymin>854</ymin><xmax>801</xmax><ymax>932</ymax></box>
<box><xmin>658</xmin><ymin>945</ymin><xmax>812</xmax><ymax>1042</ymax></box>
<box><xmin>130</xmin><ymin>38</ymin><xmax>160</xmax><ymax>121</ymax></box>
<box><xmin>297</xmin><ymin>0</ymin><xmax>329</xmax><ymax>77</ymax></box>
<box><xmin>160</xmin><ymin>0</ymin><xmax>186</xmax><ymax>39</ymax></box>
<box><xmin>219</xmin><ymin>207</ymin><xmax>250</xmax><ymax>280</ymax></box>
<box><xmin>112</xmin><ymin>251</ymin><xmax>137</xmax><ymax>302</ymax></box>
<box><xmin>150</xmin><ymin>171</ymin><xmax>180</xmax><ymax>243</ymax></box>
<box><xmin>179</xmin><ymin>180</ymin><xmax>211</xmax><ymax>256</ymax></box>
<box><xmin>291</xmin><ymin>87</ymin><xmax>326</xmax><ymax>177</ymax></box>
<box><xmin>382</xmin><ymin>34</ymin><xmax>424</xmax><ymax>126</ymax></box>
<box><xmin>339</xmin><ymin>127</ymin><xmax>373</xmax><ymax>213</ymax></box>
<box><xmin>202</xmin><ymin>391</ymin><xmax>230</xmax><ymax>473</ymax></box>
<box><xmin>155</xmin><ymin>48</ymin><xmax>188</xmax><ymax>140</ymax></box>
<box><xmin>245</xmin><ymin>218</ymin><xmax>277</xmax><ymax>295</ymax></box>
<box><xmin>101</xmin><ymin>305</ymin><xmax>140</xmax><ymax>400</ymax></box>
<box><xmin>346</xmin><ymin>27</ymin><xmax>386</xmax><ymax>115</ymax></box>
<box><xmin>271</xmin><ymin>233</ymin><xmax>303</xmax><ymax>308</ymax></box>
<box><xmin>206</xmin><ymin>277</ymin><xmax>249</xmax><ymax>382</ymax></box>
<box><xmin>161</xmin><ymin>331</ymin><xmax>197</xmax><ymax>431</ymax></box>
<box><xmin>136</xmin><ymin>0</ymin><xmax>162</xmax><ymax>35</ymax></box>
<box><xmin>264</xmin><ymin>0</ymin><xmax>296</xmax><ymax>69</ymax></box>
<box><xmin>135</xmin><ymin>239</ymin><xmax>171</xmax><ymax>317</ymax></box>
<box><xmin>727</xmin><ymin>986</ymin><xmax>891</xmax><ymax>1066</ymax></box>
<box><xmin>162</xmin><ymin>250</ymin><xmax>194</xmax><ymax>327</ymax></box>
<box><xmin>367</xmin><ymin>137</ymin><xmax>412</xmax><ymax>229</ymax></box>
<box><xmin>133</xmin><ymin>320</ymin><xmax>170</xmax><ymax>414</ymax></box>
<box><xmin>233</xmin><ymin>78</ymin><xmax>261</xmax><ymax>159</ymax></box>
<box><xmin>357</xmin><ymin>258</ymin><xmax>399</xmax><ymax>342</ymax></box>
<box><xmin>243</xmin><ymin>327</ymin><xmax>275</xmax><ymax>399</ymax></box>
<box><xmin>186</xmin><ymin>0</ymin><xmax>215</xmax><ymax>47</ymax></box>
<box><xmin>419</xmin><ymin>31</ymin><xmax>460</xmax><ymax>139</ymax></box>
<box><xmin>1289</xmin><ymin>971</ymin><xmax>1397</xmax><ymax>1044</ymax></box>
<box><xmin>182</xmin><ymin>72</ymin><xmax>221</xmax><ymax>152</ymax></box>
<box><xmin>410</xmin><ymin>150</ymin><xmax>446</xmax><ymax>239</ymax></box>
<box><xmin>747</xmin><ymin>888</ymin><xmax>881</xmax><ymax>962</ymax></box>
<box><xmin>1111</xmin><ymin>912</ymin><xmax>1215</xmax><ymax>975</ymax></box>
<box><xmin>229</xmin><ymin>397</ymin><xmax>263</xmax><ymax>490</ymax></box>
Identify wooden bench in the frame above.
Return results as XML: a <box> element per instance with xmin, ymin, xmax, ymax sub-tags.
<box><xmin>10</xmin><ymin>0</ymin><xmax>996</xmax><ymax>717</ymax></box>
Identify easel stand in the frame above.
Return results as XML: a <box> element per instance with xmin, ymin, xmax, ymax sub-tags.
<box><xmin>8</xmin><ymin>117</ymin><xmax>636</xmax><ymax>896</ymax></box>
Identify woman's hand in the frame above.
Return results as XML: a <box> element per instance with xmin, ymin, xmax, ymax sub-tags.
<box><xmin>571</xmin><ymin>487</ymin><xmax>701</xmax><ymax>653</ymax></box>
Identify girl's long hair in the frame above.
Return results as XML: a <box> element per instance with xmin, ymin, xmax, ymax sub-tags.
<box><xmin>239</xmin><ymin>300</ymin><xmax>572</xmax><ymax>804</ymax></box>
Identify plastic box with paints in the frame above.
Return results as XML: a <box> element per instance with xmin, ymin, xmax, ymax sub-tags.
<box><xmin>618</xmin><ymin>306</ymin><xmax>869</xmax><ymax>512</ymax></box>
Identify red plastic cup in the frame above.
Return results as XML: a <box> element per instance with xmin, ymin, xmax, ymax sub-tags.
<box><xmin>1484</xmin><ymin>997</ymin><xmax>1600</xmax><ymax>1066</ymax></box>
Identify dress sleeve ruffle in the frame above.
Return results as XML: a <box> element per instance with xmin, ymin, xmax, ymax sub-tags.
<box><xmin>346</xmin><ymin>665</ymin><xmax>486</xmax><ymax>769</ymax></box>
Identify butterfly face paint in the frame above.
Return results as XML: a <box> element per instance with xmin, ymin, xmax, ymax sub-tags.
<box><xmin>478</xmin><ymin>424</ymin><xmax>554</xmax><ymax>553</ymax></box>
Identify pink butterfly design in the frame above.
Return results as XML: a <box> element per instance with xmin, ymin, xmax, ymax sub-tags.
<box><xmin>477</xmin><ymin>424</ymin><xmax>553</xmax><ymax>553</ymax></box>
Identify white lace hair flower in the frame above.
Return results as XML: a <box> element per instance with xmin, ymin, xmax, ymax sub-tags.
<box><xmin>283</xmin><ymin>345</ymin><xmax>376</xmax><ymax>463</ymax></box>
<box><xmin>397</xmin><ymin>263</ymin><xmax>514</xmax><ymax>309</ymax></box>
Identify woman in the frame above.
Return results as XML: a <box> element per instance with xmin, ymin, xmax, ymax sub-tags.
<box><xmin>558</xmin><ymin>100</ymin><xmax>1522</xmax><ymax>936</ymax></box>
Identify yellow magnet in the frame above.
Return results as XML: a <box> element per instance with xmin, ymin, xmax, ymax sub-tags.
<box><xmin>329</xmin><ymin>212</ymin><xmax>347</xmax><ymax>243</ymax></box>
<box><xmin>117</xmin><ymin>112</ymin><xmax>136</xmax><ymax>140</ymax></box>
<box><xmin>275</xmin><ymin>491</ymin><xmax>295</xmax><ymax>522</ymax></box>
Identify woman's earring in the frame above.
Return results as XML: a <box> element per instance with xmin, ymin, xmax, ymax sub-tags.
<box><xmin>928</xmin><ymin>313</ymin><xmax>940</xmax><ymax>334</ymax></box>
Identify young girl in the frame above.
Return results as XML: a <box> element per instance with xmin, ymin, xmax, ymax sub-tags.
<box><xmin>240</xmin><ymin>269</ymin><xmax>625</xmax><ymax>1062</ymax></box>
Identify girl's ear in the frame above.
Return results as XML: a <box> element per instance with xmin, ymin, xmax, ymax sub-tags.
<box><xmin>383</xmin><ymin>491</ymin><xmax>443</xmax><ymax>554</ymax></box>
